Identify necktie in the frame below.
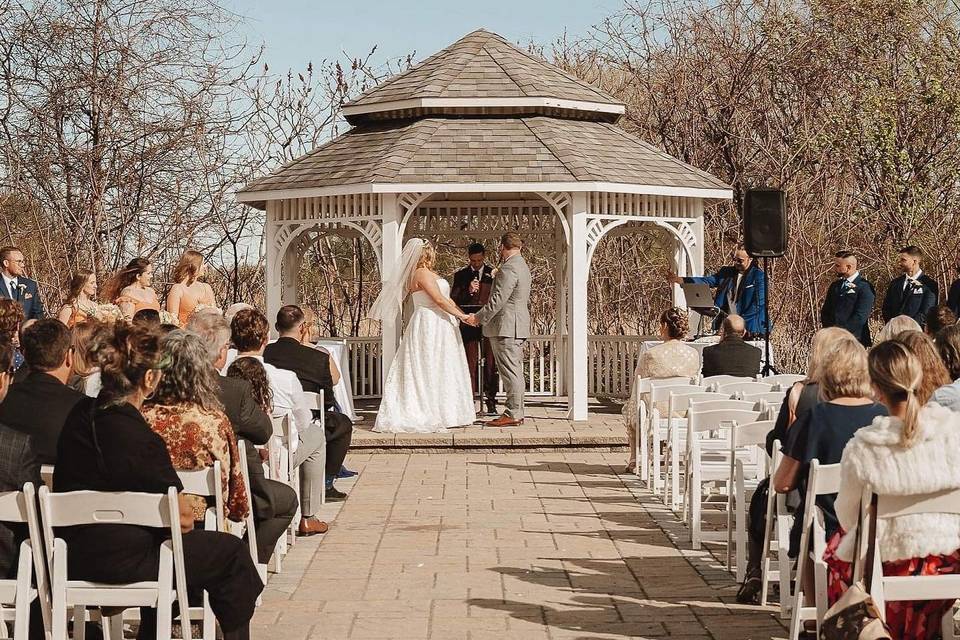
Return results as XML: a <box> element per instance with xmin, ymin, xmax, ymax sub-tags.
<box><xmin>7</xmin><ymin>279</ymin><xmax>16</xmax><ymax>299</ymax></box>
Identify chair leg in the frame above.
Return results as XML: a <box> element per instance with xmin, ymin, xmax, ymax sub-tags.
<box><xmin>942</xmin><ymin>606</ymin><xmax>957</xmax><ymax>640</ymax></box>
<box><xmin>638</xmin><ymin>420</ymin><xmax>648</xmax><ymax>482</ymax></box>
<box><xmin>788</xmin><ymin>588</ymin><xmax>804</xmax><ymax>640</ymax></box>
<box><xmin>652</xmin><ymin>425</ymin><xmax>661</xmax><ymax>495</ymax></box>
<box><xmin>202</xmin><ymin>592</ymin><xmax>216</xmax><ymax>640</ymax></box>
<box><xmin>670</xmin><ymin>424</ymin><xmax>681</xmax><ymax>511</ymax></box>
<box><xmin>102</xmin><ymin>613</ymin><xmax>123</xmax><ymax>640</ymax></box>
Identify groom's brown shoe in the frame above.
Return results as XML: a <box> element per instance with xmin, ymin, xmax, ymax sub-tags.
<box><xmin>486</xmin><ymin>414</ymin><xmax>523</xmax><ymax>427</ymax></box>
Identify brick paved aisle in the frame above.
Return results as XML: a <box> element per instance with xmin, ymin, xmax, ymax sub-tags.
<box><xmin>252</xmin><ymin>452</ymin><xmax>788</xmax><ymax>639</ymax></box>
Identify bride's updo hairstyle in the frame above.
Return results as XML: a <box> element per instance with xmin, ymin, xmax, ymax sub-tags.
<box><xmin>92</xmin><ymin>322</ymin><xmax>163</xmax><ymax>404</ymax></box>
<box><xmin>660</xmin><ymin>307</ymin><xmax>689</xmax><ymax>340</ymax></box>
<box><xmin>416</xmin><ymin>241</ymin><xmax>436</xmax><ymax>270</ymax></box>
<box><xmin>868</xmin><ymin>340</ymin><xmax>924</xmax><ymax>447</ymax></box>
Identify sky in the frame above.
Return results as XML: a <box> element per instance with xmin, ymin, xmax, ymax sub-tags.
<box><xmin>227</xmin><ymin>0</ymin><xmax>620</xmax><ymax>74</ymax></box>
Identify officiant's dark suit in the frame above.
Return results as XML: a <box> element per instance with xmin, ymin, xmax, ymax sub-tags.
<box><xmin>882</xmin><ymin>274</ymin><xmax>938</xmax><ymax>326</ymax></box>
<box><xmin>451</xmin><ymin>262</ymin><xmax>498</xmax><ymax>413</ymax></box>
<box><xmin>683</xmin><ymin>259</ymin><xmax>769</xmax><ymax>337</ymax></box>
<box><xmin>821</xmin><ymin>274</ymin><xmax>875</xmax><ymax>347</ymax></box>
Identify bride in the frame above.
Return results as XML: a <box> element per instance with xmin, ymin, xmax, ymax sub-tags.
<box><xmin>369</xmin><ymin>239</ymin><xmax>477</xmax><ymax>432</ymax></box>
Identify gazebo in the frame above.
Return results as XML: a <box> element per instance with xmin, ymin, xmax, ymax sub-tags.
<box><xmin>236</xmin><ymin>29</ymin><xmax>732</xmax><ymax>422</ymax></box>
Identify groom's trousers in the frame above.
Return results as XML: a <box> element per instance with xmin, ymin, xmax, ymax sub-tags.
<box><xmin>489</xmin><ymin>336</ymin><xmax>526</xmax><ymax>419</ymax></box>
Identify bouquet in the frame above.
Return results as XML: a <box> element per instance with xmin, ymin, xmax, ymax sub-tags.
<box><xmin>159</xmin><ymin>310</ymin><xmax>180</xmax><ymax>326</ymax></box>
<box><xmin>92</xmin><ymin>303</ymin><xmax>124</xmax><ymax>324</ymax></box>
<box><xmin>192</xmin><ymin>303</ymin><xmax>221</xmax><ymax>317</ymax></box>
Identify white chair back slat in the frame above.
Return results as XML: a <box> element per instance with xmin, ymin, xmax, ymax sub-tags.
<box><xmin>702</xmin><ymin>375</ymin><xmax>754</xmax><ymax>388</ymax></box>
<box><xmin>667</xmin><ymin>391</ymin><xmax>730</xmax><ymax>415</ymax></box>
<box><xmin>650</xmin><ymin>383</ymin><xmax>705</xmax><ymax>405</ymax></box>
<box><xmin>176</xmin><ymin>462</ymin><xmax>224</xmax><ymax>534</ymax></box>
<box><xmin>741</xmin><ymin>391</ymin><xmax>787</xmax><ymax>405</ymax></box>
<box><xmin>688</xmin><ymin>408</ymin><xmax>762</xmax><ymax>434</ymax></box>
<box><xmin>40</xmin><ymin>465</ymin><xmax>55</xmax><ymax>489</ymax></box>
<box><xmin>717</xmin><ymin>381</ymin><xmax>775</xmax><ymax>396</ymax></box>
<box><xmin>763</xmin><ymin>374</ymin><xmax>805</xmax><ymax>390</ymax></box>
<box><xmin>876</xmin><ymin>487</ymin><xmax>960</xmax><ymax>519</ymax></box>
<box><xmin>688</xmin><ymin>399</ymin><xmax>757</xmax><ymax>414</ymax></box>
<box><xmin>733</xmin><ymin>420</ymin><xmax>776</xmax><ymax>448</ymax></box>
<box><xmin>636</xmin><ymin>375</ymin><xmax>691</xmax><ymax>395</ymax></box>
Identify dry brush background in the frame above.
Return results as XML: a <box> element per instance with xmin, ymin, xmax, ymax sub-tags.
<box><xmin>3</xmin><ymin>0</ymin><xmax>960</xmax><ymax>372</ymax></box>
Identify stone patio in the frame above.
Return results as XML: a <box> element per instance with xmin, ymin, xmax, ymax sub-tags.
<box><xmin>350</xmin><ymin>398</ymin><xmax>628</xmax><ymax>451</ymax></box>
<box><xmin>252</xmin><ymin>452</ymin><xmax>788</xmax><ymax>639</ymax></box>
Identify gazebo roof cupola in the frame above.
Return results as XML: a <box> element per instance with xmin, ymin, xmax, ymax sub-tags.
<box><xmin>342</xmin><ymin>29</ymin><xmax>626</xmax><ymax>125</ymax></box>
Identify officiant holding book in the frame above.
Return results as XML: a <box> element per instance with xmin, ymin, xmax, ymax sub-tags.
<box><xmin>451</xmin><ymin>242</ymin><xmax>499</xmax><ymax>417</ymax></box>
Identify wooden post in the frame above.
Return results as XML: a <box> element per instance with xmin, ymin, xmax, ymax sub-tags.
<box><xmin>567</xmin><ymin>193</ymin><xmax>589</xmax><ymax>422</ymax></box>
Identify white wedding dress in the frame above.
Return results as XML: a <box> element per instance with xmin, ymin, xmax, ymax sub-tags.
<box><xmin>374</xmin><ymin>278</ymin><xmax>477</xmax><ymax>432</ymax></box>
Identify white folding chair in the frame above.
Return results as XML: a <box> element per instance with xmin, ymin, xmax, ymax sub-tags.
<box><xmin>39</xmin><ymin>466</ymin><xmax>54</xmax><ymax>489</ymax></box>
<box><xmin>38</xmin><ymin>486</ymin><xmax>193</xmax><ymax>640</ymax></box>
<box><xmin>266</xmin><ymin>415</ymin><xmax>294</xmax><ymax>565</ymax></box>
<box><xmin>647</xmin><ymin>381</ymin><xmax>704</xmax><ymax>495</ymax></box>
<box><xmin>233</xmin><ymin>440</ymin><xmax>265</xmax><ymax>584</ymax></box>
<box><xmin>717</xmin><ymin>381</ymin><xmax>775</xmax><ymax>396</ymax></box>
<box><xmin>662</xmin><ymin>391</ymin><xmax>731</xmax><ymax>510</ymax></box>
<box><xmin>761</xmin><ymin>440</ymin><xmax>794</xmax><ymax>615</ymax></box>
<box><xmin>683</xmin><ymin>405</ymin><xmax>761</xmax><ymax>549</ymax></box>
<box><xmin>788</xmin><ymin>460</ymin><xmax>841</xmax><ymax>640</ymax></box>
<box><xmin>0</xmin><ymin>483</ymin><xmax>50</xmax><ymax>640</ymax></box>
<box><xmin>741</xmin><ymin>390</ymin><xmax>787</xmax><ymax>406</ymax></box>
<box><xmin>632</xmin><ymin>376</ymin><xmax>690</xmax><ymax>482</ymax></box>
<box><xmin>727</xmin><ymin>420</ymin><xmax>775</xmax><ymax>580</ymax></box>
<box><xmin>702</xmin><ymin>375</ymin><xmax>753</xmax><ymax>389</ymax></box>
<box><xmin>763</xmin><ymin>374</ymin><xmax>805</xmax><ymax>390</ymax></box>
<box><xmin>859</xmin><ymin>487</ymin><xmax>960</xmax><ymax>639</ymax></box>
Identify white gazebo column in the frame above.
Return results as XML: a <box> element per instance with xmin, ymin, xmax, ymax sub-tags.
<box><xmin>280</xmin><ymin>235</ymin><xmax>303</xmax><ymax>307</ymax></box>
<box><xmin>553</xmin><ymin>224</ymin><xmax>567</xmax><ymax>397</ymax></box>
<box><xmin>566</xmin><ymin>193</ymin><xmax>589</xmax><ymax>422</ymax></box>
<box><xmin>379</xmin><ymin>194</ymin><xmax>403</xmax><ymax>389</ymax></box>
<box><xmin>264</xmin><ymin>201</ymin><xmax>282</xmax><ymax>339</ymax></box>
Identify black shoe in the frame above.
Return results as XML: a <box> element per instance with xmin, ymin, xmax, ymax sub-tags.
<box><xmin>735</xmin><ymin>577</ymin><xmax>762</xmax><ymax>605</ymax></box>
<box><xmin>484</xmin><ymin>404</ymin><xmax>498</xmax><ymax>417</ymax></box>
<box><xmin>325</xmin><ymin>486</ymin><xmax>347</xmax><ymax>502</ymax></box>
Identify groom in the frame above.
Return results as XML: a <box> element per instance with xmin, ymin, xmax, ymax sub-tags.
<box><xmin>465</xmin><ymin>232</ymin><xmax>531</xmax><ymax>427</ymax></box>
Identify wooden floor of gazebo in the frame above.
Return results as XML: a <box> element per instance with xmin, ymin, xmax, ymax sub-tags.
<box><xmin>350</xmin><ymin>397</ymin><xmax>627</xmax><ymax>452</ymax></box>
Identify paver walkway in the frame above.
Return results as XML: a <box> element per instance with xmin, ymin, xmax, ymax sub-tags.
<box><xmin>252</xmin><ymin>452</ymin><xmax>788</xmax><ymax>639</ymax></box>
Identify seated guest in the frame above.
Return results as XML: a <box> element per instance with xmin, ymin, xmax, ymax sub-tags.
<box><xmin>264</xmin><ymin>306</ymin><xmax>354</xmax><ymax>487</ymax></box>
<box><xmin>773</xmin><ymin>336</ymin><xmax>887</xmax><ymax>558</ymax></box>
<box><xmin>826</xmin><ymin>341</ymin><xmax>960</xmax><ymax>638</ymax></box>
<box><xmin>0</xmin><ymin>299</ymin><xmax>24</xmax><ymax>371</ymax></box>
<box><xmin>231</xmin><ymin>309</ymin><xmax>346</xmax><ymax>531</ymax></box>
<box><xmin>224</xmin><ymin>302</ymin><xmax>253</xmax><ymax>326</ymax></box>
<box><xmin>932</xmin><ymin>324</ymin><xmax>960</xmax><ymax>411</ymax></box>
<box><xmin>68</xmin><ymin>320</ymin><xmax>102</xmax><ymax>398</ymax></box>
<box><xmin>875</xmin><ymin>314</ymin><xmax>921</xmax><ymax>344</ymax></box>
<box><xmin>924</xmin><ymin>304</ymin><xmax>957</xmax><ymax>338</ymax></box>
<box><xmin>0</xmin><ymin>319</ymin><xmax>84</xmax><ymax>463</ymax></box>
<box><xmin>56</xmin><ymin>270</ymin><xmax>98</xmax><ymax>327</ymax></box>
<box><xmin>132</xmin><ymin>308</ymin><xmax>161</xmax><ymax>327</ymax></box>
<box><xmin>737</xmin><ymin>327</ymin><xmax>850</xmax><ymax>603</ymax></box>
<box><xmin>892</xmin><ymin>330</ymin><xmax>950</xmax><ymax>402</ymax></box>
<box><xmin>54</xmin><ymin>323</ymin><xmax>262</xmax><ymax>639</ymax></box>
<box><xmin>142</xmin><ymin>330</ymin><xmax>249</xmax><ymax>524</ymax></box>
<box><xmin>186</xmin><ymin>312</ymin><xmax>303</xmax><ymax>549</ymax></box>
<box><xmin>621</xmin><ymin>307</ymin><xmax>699</xmax><ymax>474</ymax></box>
<box><xmin>700</xmin><ymin>314</ymin><xmax>761</xmax><ymax>378</ymax></box>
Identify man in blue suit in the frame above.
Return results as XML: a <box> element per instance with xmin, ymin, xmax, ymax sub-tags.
<box><xmin>669</xmin><ymin>245</ymin><xmax>769</xmax><ymax>337</ymax></box>
<box><xmin>820</xmin><ymin>250</ymin><xmax>875</xmax><ymax>347</ymax></box>
<box><xmin>881</xmin><ymin>245</ymin><xmax>938</xmax><ymax>327</ymax></box>
<box><xmin>0</xmin><ymin>246</ymin><xmax>46</xmax><ymax>321</ymax></box>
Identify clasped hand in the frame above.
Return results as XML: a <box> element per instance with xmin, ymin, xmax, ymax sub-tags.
<box><xmin>462</xmin><ymin>314</ymin><xmax>480</xmax><ymax>327</ymax></box>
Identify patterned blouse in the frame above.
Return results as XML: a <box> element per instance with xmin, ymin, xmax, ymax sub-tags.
<box><xmin>142</xmin><ymin>403</ymin><xmax>249</xmax><ymax>523</ymax></box>
<box><xmin>636</xmin><ymin>340</ymin><xmax>701</xmax><ymax>379</ymax></box>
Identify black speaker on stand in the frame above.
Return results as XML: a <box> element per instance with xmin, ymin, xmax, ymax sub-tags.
<box><xmin>743</xmin><ymin>188</ymin><xmax>787</xmax><ymax>376</ymax></box>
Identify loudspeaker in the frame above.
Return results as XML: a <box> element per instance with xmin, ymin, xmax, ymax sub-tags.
<box><xmin>743</xmin><ymin>188</ymin><xmax>787</xmax><ymax>257</ymax></box>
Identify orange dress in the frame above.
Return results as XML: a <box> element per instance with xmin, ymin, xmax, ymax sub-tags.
<box><xmin>169</xmin><ymin>283</ymin><xmax>215</xmax><ymax>326</ymax></box>
<box><xmin>64</xmin><ymin>304</ymin><xmax>89</xmax><ymax>328</ymax></box>
<box><xmin>116</xmin><ymin>287</ymin><xmax>161</xmax><ymax>320</ymax></box>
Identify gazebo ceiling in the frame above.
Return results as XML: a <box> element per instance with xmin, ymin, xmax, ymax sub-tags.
<box><xmin>238</xmin><ymin>116</ymin><xmax>729</xmax><ymax>202</ymax></box>
<box><xmin>342</xmin><ymin>29</ymin><xmax>625</xmax><ymax>125</ymax></box>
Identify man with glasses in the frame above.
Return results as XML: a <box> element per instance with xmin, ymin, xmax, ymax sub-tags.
<box><xmin>0</xmin><ymin>246</ymin><xmax>45</xmax><ymax>320</ymax></box>
<box><xmin>668</xmin><ymin>245</ymin><xmax>769</xmax><ymax>338</ymax></box>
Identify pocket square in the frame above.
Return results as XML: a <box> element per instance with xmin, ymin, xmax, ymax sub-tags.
<box><xmin>24</xmin><ymin>293</ymin><xmax>32</xmax><ymax>300</ymax></box>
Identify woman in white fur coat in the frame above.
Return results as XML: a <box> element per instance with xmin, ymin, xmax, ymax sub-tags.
<box><xmin>825</xmin><ymin>340</ymin><xmax>960</xmax><ymax>639</ymax></box>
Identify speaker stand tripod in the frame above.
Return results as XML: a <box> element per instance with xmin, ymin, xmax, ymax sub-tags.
<box><xmin>761</xmin><ymin>256</ymin><xmax>778</xmax><ymax>376</ymax></box>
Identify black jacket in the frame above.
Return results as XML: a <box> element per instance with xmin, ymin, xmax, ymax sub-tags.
<box><xmin>0</xmin><ymin>371</ymin><xmax>84</xmax><ymax>464</ymax></box>
<box><xmin>821</xmin><ymin>274</ymin><xmax>875</xmax><ymax>347</ymax></box>
<box><xmin>882</xmin><ymin>273</ymin><xmax>938</xmax><ymax>325</ymax></box>
<box><xmin>216</xmin><ymin>375</ymin><xmax>271</xmax><ymax>476</ymax></box>
<box><xmin>700</xmin><ymin>336</ymin><xmax>762</xmax><ymax>379</ymax></box>
<box><xmin>0</xmin><ymin>422</ymin><xmax>41</xmax><ymax>578</ymax></box>
<box><xmin>263</xmin><ymin>337</ymin><xmax>334</xmax><ymax>408</ymax></box>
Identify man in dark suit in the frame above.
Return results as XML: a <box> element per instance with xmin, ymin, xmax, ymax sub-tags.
<box><xmin>701</xmin><ymin>315</ymin><xmax>762</xmax><ymax>378</ymax></box>
<box><xmin>669</xmin><ymin>245</ymin><xmax>770</xmax><ymax>338</ymax></box>
<box><xmin>0</xmin><ymin>319</ymin><xmax>83</xmax><ymax>463</ymax></box>
<box><xmin>263</xmin><ymin>305</ymin><xmax>353</xmax><ymax>499</ymax></box>
<box><xmin>186</xmin><ymin>312</ymin><xmax>303</xmax><ymax>551</ymax></box>
<box><xmin>882</xmin><ymin>245</ymin><xmax>938</xmax><ymax>327</ymax></box>
<box><xmin>820</xmin><ymin>250</ymin><xmax>876</xmax><ymax>347</ymax></box>
<box><xmin>450</xmin><ymin>242</ymin><xmax>499</xmax><ymax>416</ymax></box>
<box><xmin>0</xmin><ymin>246</ymin><xmax>45</xmax><ymax>320</ymax></box>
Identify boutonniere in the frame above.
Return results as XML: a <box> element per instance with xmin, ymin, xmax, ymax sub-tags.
<box><xmin>491</xmin><ymin>268</ymin><xmax>499</xmax><ymax>279</ymax></box>
<box><xmin>17</xmin><ymin>283</ymin><xmax>26</xmax><ymax>296</ymax></box>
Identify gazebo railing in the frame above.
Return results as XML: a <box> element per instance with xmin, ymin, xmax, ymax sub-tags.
<box><xmin>345</xmin><ymin>335</ymin><xmax>647</xmax><ymax>399</ymax></box>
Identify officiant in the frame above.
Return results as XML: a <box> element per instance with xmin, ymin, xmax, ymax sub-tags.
<box><xmin>451</xmin><ymin>242</ymin><xmax>499</xmax><ymax>416</ymax></box>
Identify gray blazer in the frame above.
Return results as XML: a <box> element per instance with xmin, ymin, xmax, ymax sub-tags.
<box><xmin>475</xmin><ymin>254</ymin><xmax>531</xmax><ymax>339</ymax></box>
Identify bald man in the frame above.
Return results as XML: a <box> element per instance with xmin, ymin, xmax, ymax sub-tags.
<box><xmin>820</xmin><ymin>250</ymin><xmax>875</xmax><ymax>347</ymax></box>
<box><xmin>700</xmin><ymin>314</ymin><xmax>761</xmax><ymax>378</ymax></box>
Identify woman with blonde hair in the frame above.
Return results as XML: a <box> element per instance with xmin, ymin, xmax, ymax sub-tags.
<box><xmin>369</xmin><ymin>238</ymin><xmax>476</xmax><ymax>432</ymax></box>
<box><xmin>57</xmin><ymin>269</ymin><xmax>98</xmax><ymax>327</ymax></box>
<box><xmin>103</xmin><ymin>257</ymin><xmax>160</xmax><ymax>320</ymax></box>
<box><xmin>166</xmin><ymin>250</ymin><xmax>218</xmax><ymax>326</ymax></box>
<box><xmin>892</xmin><ymin>330</ymin><xmax>950</xmax><ymax>403</ymax></box>
<box><xmin>68</xmin><ymin>320</ymin><xmax>104</xmax><ymax>397</ymax></box>
<box><xmin>773</xmin><ymin>336</ymin><xmax>887</xmax><ymax>557</ymax></box>
<box><xmin>875</xmin><ymin>314</ymin><xmax>922</xmax><ymax>343</ymax></box>
<box><xmin>825</xmin><ymin>340</ymin><xmax>960</xmax><ymax>639</ymax></box>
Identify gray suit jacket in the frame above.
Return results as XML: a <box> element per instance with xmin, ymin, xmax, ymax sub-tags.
<box><xmin>475</xmin><ymin>254</ymin><xmax>531</xmax><ymax>339</ymax></box>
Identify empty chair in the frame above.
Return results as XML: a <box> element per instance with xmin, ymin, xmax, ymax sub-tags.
<box><xmin>763</xmin><ymin>374</ymin><xmax>805</xmax><ymax>390</ymax></box>
<box><xmin>662</xmin><ymin>391</ymin><xmax>731</xmax><ymax>509</ymax></box>
<box><xmin>717</xmin><ymin>381</ymin><xmax>774</xmax><ymax>396</ymax></box>
<box><xmin>741</xmin><ymin>390</ymin><xmax>787</xmax><ymax>406</ymax></box>
<box><xmin>0</xmin><ymin>483</ymin><xmax>49</xmax><ymax>640</ymax></box>
<box><xmin>628</xmin><ymin>375</ymin><xmax>691</xmax><ymax>481</ymax></box>
<box><xmin>701</xmin><ymin>375</ymin><xmax>754</xmax><ymax>389</ymax></box>
<box><xmin>646</xmin><ymin>381</ymin><xmax>705</xmax><ymax>495</ymax></box>
<box><xmin>727</xmin><ymin>420</ymin><xmax>775</xmax><ymax>581</ymax></box>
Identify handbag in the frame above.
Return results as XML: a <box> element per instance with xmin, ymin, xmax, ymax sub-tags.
<box><xmin>819</xmin><ymin>496</ymin><xmax>891</xmax><ymax>639</ymax></box>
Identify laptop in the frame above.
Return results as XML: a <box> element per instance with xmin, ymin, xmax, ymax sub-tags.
<box><xmin>679</xmin><ymin>282</ymin><xmax>717</xmax><ymax>312</ymax></box>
